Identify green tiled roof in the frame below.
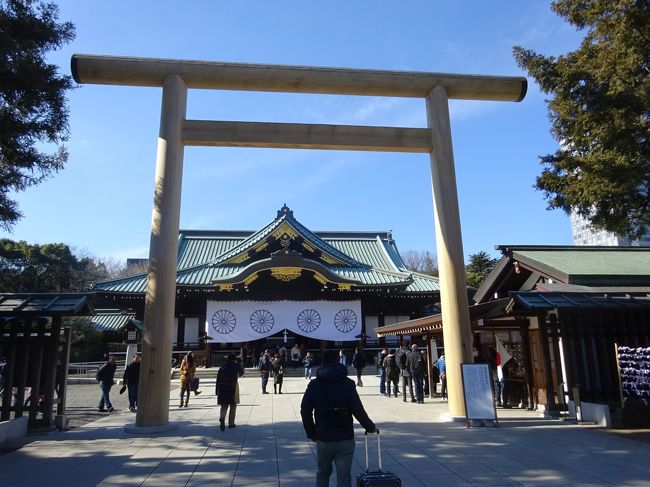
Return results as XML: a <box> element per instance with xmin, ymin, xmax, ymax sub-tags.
<box><xmin>513</xmin><ymin>248</ymin><xmax>650</xmax><ymax>277</ymax></box>
<box><xmin>94</xmin><ymin>206</ymin><xmax>440</xmax><ymax>294</ymax></box>
<box><xmin>88</xmin><ymin>309</ymin><xmax>136</xmax><ymax>332</ymax></box>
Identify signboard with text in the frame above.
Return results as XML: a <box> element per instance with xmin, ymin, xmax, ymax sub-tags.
<box><xmin>460</xmin><ymin>363</ymin><xmax>498</xmax><ymax>427</ymax></box>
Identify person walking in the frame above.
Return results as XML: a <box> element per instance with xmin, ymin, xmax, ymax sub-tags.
<box><xmin>437</xmin><ymin>354</ymin><xmax>447</xmax><ymax>400</ymax></box>
<box><xmin>406</xmin><ymin>344</ymin><xmax>426</xmax><ymax>403</ymax></box>
<box><xmin>396</xmin><ymin>345</ymin><xmax>414</xmax><ymax>402</ymax></box>
<box><xmin>383</xmin><ymin>349</ymin><xmax>400</xmax><ymax>397</ymax></box>
<box><xmin>290</xmin><ymin>343</ymin><xmax>302</xmax><ymax>368</ymax></box>
<box><xmin>216</xmin><ymin>353</ymin><xmax>243</xmax><ymax>431</ymax></box>
<box><xmin>338</xmin><ymin>350</ymin><xmax>347</xmax><ymax>367</ymax></box>
<box><xmin>122</xmin><ymin>353</ymin><xmax>140</xmax><ymax>412</ymax></box>
<box><xmin>431</xmin><ymin>361</ymin><xmax>440</xmax><ymax>397</ymax></box>
<box><xmin>304</xmin><ymin>352</ymin><xmax>314</xmax><ymax>379</ymax></box>
<box><xmin>179</xmin><ymin>352</ymin><xmax>196</xmax><ymax>407</ymax></box>
<box><xmin>272</xmin><ymin>353</ymin><xmax>284</xmax><ymax>394</ymax></box>
<box><xmin>259</xmin><ymin>349</ymin><xmax>272</xmax><ymax>394</ymax></box>
<box><xmin>301</xmin><ymin>349</ymin><xmax>377</xmax><ymax>487</ymax></box>
<box><xmin>96</xmin><ymin>355</ymin><xmax>117</xmax><ymax>412</ymax></box>
<box><xmin>377</xmin><ymin>348</ymin><xmax>388</xmax><ymax>396</ymax></box>
<box><xmin>488</xmin><ymin>345</ymin><xmax>503</xmax><ymax>406</ymax></box>
<box><xmin>351</xmin><ymin>346</ymin><xmax>365</xmax><ymax>387</ymax></box>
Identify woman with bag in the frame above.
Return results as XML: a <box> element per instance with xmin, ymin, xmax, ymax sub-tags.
<box><xmin>179</xmin><ymin>352</ymin><xmax>196</xmax><ymax>407</ymax></box>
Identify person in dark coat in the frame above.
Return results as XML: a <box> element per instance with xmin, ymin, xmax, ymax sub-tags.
<box><xmin>272</xmin><ymin>354</ymin><xmax>284</xmax><ymax>394</ymax></box>
<box><xmin>383</xmin><ymin>349</ymin><xmax>400</xmax><ymax>397</ymax></box>
<box><xmin>259</xmin><ymin>349</ymin><xmax>272</xmax><ymax>394</ymax></box>
<box><xmin>122</xmin><ymin>353</ymin><xmax>141</xmax><ymax>412</ymax></box>
<box><xmin>301</xmin><ymin>349</ymin><xmax>376</xmax><ymax>487</ymax></box>
<box><xmin>351</xmin><ymin>346</ymin><xmax>365</xmax><ymax>387</ymax></box>
<box><xmin>431</xmin><ymin>362</ymin><xmax>440</xmax><ymax>396</ymax></box>
<box><xmin>215</xmin><ymin>353</ymin><xmax>243</xmax><ymax>431</ymax></box>
<box><xmin>97</xmin><ymin>355</ymin><xmax>117</xmax><ymax>412</ymax></box>
<box><xmin>406</xmin><ymin>344</ymin><xmax>426</xmax><ymax>403</ymax></box>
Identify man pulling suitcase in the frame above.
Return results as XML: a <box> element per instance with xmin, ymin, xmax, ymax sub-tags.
<box><xmin>301</xmin><ymin>349</ymin><xmax>377</xmax><ymax>487</ymax></box>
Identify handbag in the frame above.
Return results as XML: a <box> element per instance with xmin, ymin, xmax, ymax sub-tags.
<box><xmin>119</xmin><ymin>385</ymin><xmax>126</xmax><ymax>394</ymax></box>
<box><xmin>190</xmin><ymin>377</ymin><xmax>200</xmax><ymax>391</ymax></box>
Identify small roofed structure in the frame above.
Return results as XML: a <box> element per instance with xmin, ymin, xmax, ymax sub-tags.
<box><xmin>0</xmin><ymin>293</ymin><xmax>94</xmax><ymax>429</ymax></box>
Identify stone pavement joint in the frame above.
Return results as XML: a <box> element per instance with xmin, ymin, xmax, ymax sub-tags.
<box><xmin>1</xmin><ymin>375</ymin><xmax>649</xmax><ymax>486</ymax></box>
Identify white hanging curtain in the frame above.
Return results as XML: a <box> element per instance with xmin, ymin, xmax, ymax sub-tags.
<box><xmin>205</xmin><ymin>300</ymin><xmax>362</xmax><ymax>342</ymax></box>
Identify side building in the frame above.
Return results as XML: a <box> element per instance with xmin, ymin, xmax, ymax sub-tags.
<box><xmin>93</xmin><ymin>205</ymin><xmax>440</xmax><ymax>363</ymax></box>
<box><xmin>570</xmin><ymin>212</ymin><xmax>650</xmax><ymax>246</ymax></box>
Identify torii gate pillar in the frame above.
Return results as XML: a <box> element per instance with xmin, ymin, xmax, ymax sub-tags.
<box><xmin>426</xmin><ymin>86</ymin><xmax>474</xmax><ymax>417</ymax></box>
<box><xmin>136</xmin><ymin>75</ymin><xmax>187</xmax><ymax>427</ymax></box>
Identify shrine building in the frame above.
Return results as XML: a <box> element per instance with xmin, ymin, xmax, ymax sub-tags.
<box><xmin>93</xmin><ymin>205</ymin><xmax>440</xmax><ymax>359</ymax></box>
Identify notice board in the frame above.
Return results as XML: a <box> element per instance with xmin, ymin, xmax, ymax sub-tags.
<box><xmin>460</xmin><ymin>363</ymin><xmax>498</xmax><ymax>427</ymax></box>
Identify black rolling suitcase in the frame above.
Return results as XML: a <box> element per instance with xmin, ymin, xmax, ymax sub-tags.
<box><xmin>356</xmin><ymin>431</ymin><xmax>401</xmax><ymax>486</ymax></box>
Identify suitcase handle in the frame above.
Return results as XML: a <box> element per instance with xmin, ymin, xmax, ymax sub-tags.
<box><xmin>364</xmin><ymin>430</ymin><xmax>382</xmax><ymax>472</ymax></box>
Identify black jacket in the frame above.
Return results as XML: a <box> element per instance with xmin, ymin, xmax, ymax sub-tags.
<box><xmin>123</xmin><ymin>361</ymin><xmax>140</xmax><ymax>386</ymax></box>
<box><xmin>406</xmin><ymin>350</ymin><xmax>425</xmax><ymax>377</ymax></box>
<box><xmin>215</xmin><ymin>359</ymin><xmax>241</xmax><ymax>405</ymax></box>
<box><xmin>300</xmin><ymin>362</ymin><xmax>375</xmax><ymax>442</ymax></box>
<box><xmin>97</xmin><ymin>361</ymin><xmax>117</xmax><ymax>385</ymax></box>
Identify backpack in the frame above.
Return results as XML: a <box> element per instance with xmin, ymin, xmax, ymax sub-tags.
<box><xmin>413</xmin><ymin>354</ymin><xmax>425</xmax><ymax>374</ymax></box>
<box><xmin>95</xmin><ymin>364</ymin><xmax>106</xmax><ymax>382</ymax></box>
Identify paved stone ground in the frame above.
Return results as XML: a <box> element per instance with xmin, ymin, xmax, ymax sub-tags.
<box><xmin>1</xmin><ymin>374</ymin><xmax>650</xmax><ymax>486</ymax></box>
<box><xmin>64</xmin><ymin>383</ymin><xmax>134</xmax><ymax>430</ymax></box>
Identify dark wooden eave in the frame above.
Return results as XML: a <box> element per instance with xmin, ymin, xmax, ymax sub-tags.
<box><xmin>375</xmin><ymin>298</ymin><xmax>511</xmax><ymax>337</ymax></box>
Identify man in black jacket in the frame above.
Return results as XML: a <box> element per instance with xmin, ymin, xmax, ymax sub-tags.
<box><xmin>216</xmin><ymin>353</ymin><xmax>243</xmax><ymax>431</ymax></box>
<box><xmin>122</xmin><ymin>353</ymin><xmax>140</xmax><ymax>412</ymax></box>
<box><xmin>301</xmin><ymin>349</ymin><xmax>376</xmax><ymax>487</ymax></box>
<box><xmin>97</xmin><ymin>355</ymin><xmax>117</xmax><ymax>412</ymax></box>
<box><xmin>406</xmin><ymin>344</ymin><xmax>425</xmax><ymax>404</ymax></box>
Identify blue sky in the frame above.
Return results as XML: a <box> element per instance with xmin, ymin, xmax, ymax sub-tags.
<box><xmin>4</xmin><ymin>1</ymin><xmax>584</xmax><ymax>264</ymax></box>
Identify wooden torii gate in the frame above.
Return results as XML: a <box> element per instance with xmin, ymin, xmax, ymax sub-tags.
<box><xmin>72</xmin><ymin>54</ymin><xmax>526</xmax><ymax>428</ymax></box>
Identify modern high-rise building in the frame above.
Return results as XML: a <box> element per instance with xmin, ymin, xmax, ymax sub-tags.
<box><xmin>570</xmin><ymin>212</ymin><xmax>650</xmax><ymax>246</ymax></box>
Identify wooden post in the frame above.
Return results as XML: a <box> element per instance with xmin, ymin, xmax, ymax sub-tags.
<box><xmin>538</xmin><ymin>313</ymin><xmax>558</xmax><ymax>416</ymax></box>
<box><xmin>136</xmin><ymin>74</ymin><xmax>187</xmax><ymax>428</ymax></box>
<box><xmin>57</xmin><ymin>326</ymin><xmax>72</xmax><ymax>417</ymax></box>
<box><xmin>425</xmin><ymin>86</ymin><xmax>474</xmax><ymax>418</ymax></box>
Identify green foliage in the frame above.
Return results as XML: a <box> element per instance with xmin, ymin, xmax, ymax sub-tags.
<box><xmin>0</xmin><ymin>238</ymin><xmax>110</xmax><ymax>292</ymax></box>
<box><xmin>0</xmin><ymin>0</ymin><xmax>75</xmax><ymax>230</ymax></box>
<box><xmin>66</xmin><ymin>317</ymin><xmax>105</xmax><ymax>362</ymax></box>
<box><xmin>513</xmin><ymin>0</ymin><xmax>650</xmax><ymax>239</ymax></box>
<box><xmin>465</xmin><ymin>251</ymin><xmax>499</xmax><ymax>290</ymax></box>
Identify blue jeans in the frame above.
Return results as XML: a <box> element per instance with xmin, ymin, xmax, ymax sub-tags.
<box><xmin>305</xmin><ymin>367</ymin><xmax>312</xmax><ymax>379</ymax></box>
<box><xmin>316</xmin><ymin>439</ymin><xmax>355</xmax><ymax>487</ymax></box>
<box><xmin>98</xmin><ymin>382</ymin><xmax>112</xmax><ymax>410</ymax></box>
<box><xmin>261</xmin><ymin>372</ymin><xmax>269</xmax><ymax>392</ymax></box>
<box><xmin>127</xmin><ymin>383</ymin><xmax>138</xmax><ymax>409</ymax></box>
<box><xmin>379</xmin><ymin>368</ymin><xmax>386</xmax><ymax>394</ymax></box>
<box><xmin>413</xmin><ymin>374</ymin><xmax>424</xmax><ymax>402</ymax></box>
<box><xmin>494</xmin><ymin>376</ymin><xmax>503</xmax><ymax>405</ymax></box>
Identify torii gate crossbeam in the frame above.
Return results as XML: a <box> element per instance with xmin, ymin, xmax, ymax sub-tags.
<box><xmin>72</xmin><ymin>54</ymin><xmax>526</xmax><ymax>428</ymax></box>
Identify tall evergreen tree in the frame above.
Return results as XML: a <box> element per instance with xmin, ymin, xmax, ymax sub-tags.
<box><xmin>0</xmin><ymin>0</ymin><xmax>75</xmax><ymax>230</ymax></box>
<box><xmin>513</xmin><ymin>0</ymin><xmax>650</xmax><ymax>239</ymax></box>
<box><xmin>465</xmin><ymin>251</ymin><xmax>499</xmax><ymax>291</ymax></box>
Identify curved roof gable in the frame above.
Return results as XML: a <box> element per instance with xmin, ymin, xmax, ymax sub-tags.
<box><xmin>208</xmin><ymin>205</ymin><xmax>366</xmax><ymax>268</ymax></box>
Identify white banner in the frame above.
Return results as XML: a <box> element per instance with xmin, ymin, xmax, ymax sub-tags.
<box><xmin>205</xmin><ymin>300</ymin><xmax>362</xmax><ymax>343</ymax></box>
